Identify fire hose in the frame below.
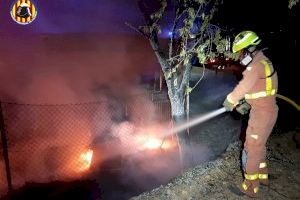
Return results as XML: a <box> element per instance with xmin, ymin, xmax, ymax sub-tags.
<box><xmin>129</xmin><ymin>94</ymin><xmax>299</xmax><ymax>165</ymax></box>
<box><xmin>276</xmin><ymin>94</ymin><xmax>300</xmax><ymax>111</ymax></box>
<box><xmin>163</xmin><ymin>94</ymin><xmax>299</xmax><ymax>137</ymax></box>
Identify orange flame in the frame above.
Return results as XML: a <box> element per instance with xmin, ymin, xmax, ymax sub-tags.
<box><xmin>78</xmin><ymin>149</ymin><xmax>93</xmax><ymax>172</ymax></box>
<box><xmin>138</xmin><ymin>136</ymin><xmax>174</xmax><ymax>150</ymax></box>
<box><xmin>143</xmin><ymin>138</ymin><xmax>162</xmax><ymax>149</ymax></box>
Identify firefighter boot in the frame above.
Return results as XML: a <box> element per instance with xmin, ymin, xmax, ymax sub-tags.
<box><xmin>259</xmin><ymin>162</ymin><xmax>269</xmax><ymax>186</ymax></box>
<box><xmin>240</xmin><ymin>173</ymin><xmax>260</xmax><ymax>198</ymax></box>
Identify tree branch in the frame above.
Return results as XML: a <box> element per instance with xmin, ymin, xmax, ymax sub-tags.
<box><xmin>179</xmin><ymin>62</ymin><xmax>192</xmax><ymax>94</ymax></box>
<box><xmin>125</xmin><ymin>22</ymin><xmax>149</xmax><ymax>39</ymax></box>
<box><xmin>149</xmin><ymin>37</ymin><xmax>169</xmax><ymax>72</ymax></box>
<box><xmin>169</xmin><ymin>9</ymin><xmax>186</xmax><ymax>59</ymax></box>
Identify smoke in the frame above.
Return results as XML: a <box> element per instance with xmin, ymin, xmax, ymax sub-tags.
<box><xmin>120</xmin><ymin>148</ymin><xmax>181</xmax><ymax>190</ymax></box>
<box><xmin>118</xmin><ymin>142</ymin><xmax>212</xmax><ymax>192</ymax></box>
<box><xmin>89</xmin><ymin>117</ymin><xmax>214</xmax><ymax>197</ymax></box>
<box><xmin>0</xmin><ymin>33</ymin><xmax>158</xmax><ymax>103</ymax></box>
<box><xmin>0</xmin><ymin>33</ymin><xmax>161</xmax><ymax>195</ymax></box>
<box><xmin>0</xmin><ymin>33</ymin><xmax>222</xmax><ymax>198</ymax></box>
<box><xmin>0</xmin><ymin>1</ymin><xmax>241</xmax><ymax>198</ymax></box>
<box><xmin>0</xmin><ymin>110</ymin><xmax>93</xmax><ymax>194</ymax></box>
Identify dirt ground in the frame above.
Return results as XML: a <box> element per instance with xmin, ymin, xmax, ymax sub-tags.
<box><xmin>130</xmin><ymin>130</ymin><xmax>300</xmax><ymax>200</ymax></box>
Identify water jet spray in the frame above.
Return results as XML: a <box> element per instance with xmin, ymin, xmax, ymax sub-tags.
<box><xmin>163</xmin><ymin>107</ymin><xmax>227</xmax><ymax>137</ymax></box>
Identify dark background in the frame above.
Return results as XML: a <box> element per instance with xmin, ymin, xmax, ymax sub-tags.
<box><xmin>214</xmin><ymin>0</ymin><xmax>300</xmax><ymax>130</ymax></box>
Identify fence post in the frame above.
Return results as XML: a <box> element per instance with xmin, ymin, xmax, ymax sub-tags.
<box><xmin>0</xmin><ymin>102</ymin><xmax>13</xmax><ymax>192</ymax></box>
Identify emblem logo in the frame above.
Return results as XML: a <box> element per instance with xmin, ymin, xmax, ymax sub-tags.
<box><xmin>10</xmin><ymin>0</ymin><xmax>37</xmax><ymax>25</ymax></box>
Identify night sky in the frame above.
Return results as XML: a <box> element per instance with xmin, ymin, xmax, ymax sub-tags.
<box><xmin>0</xmin><ymin>0</ymin><xmax>297</xmax><ymax>35</ymax></box>
<box><xmin>215</xmin><ymin>0</ymin><xmax>292</xmax><ymax>32</ymax></box>
<box><xmin>0</xmin><ymin>0</ymin><xmax>143</xmax><ymax>34</ymax></box>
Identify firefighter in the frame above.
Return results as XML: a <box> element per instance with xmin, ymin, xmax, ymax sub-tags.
<box><xmin>16</xmin><ymin>3</ymin><xmax>32</xmax><ymax>18</ymax></box>
<box><xmin>223</xmin><ymin>31</ymin><xmax>278</xmax><ymax>197</ymax></box>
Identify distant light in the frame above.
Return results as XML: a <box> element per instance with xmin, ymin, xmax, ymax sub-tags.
<box><xmin>168</xmin><ymin>31</ymin><xmax>173</xmax><ymax>36</ymax></box>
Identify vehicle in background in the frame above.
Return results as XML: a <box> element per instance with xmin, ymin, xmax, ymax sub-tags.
<box><xmin>204</xmin><ymin>54</ymin><xmax>245</xmax><ymax>76</ymax></box>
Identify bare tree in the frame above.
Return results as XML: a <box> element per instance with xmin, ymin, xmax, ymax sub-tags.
<box><xmin>128</xmin><ymin>0</ymin><xmax>232</xmax><ymax>167</ymax></box>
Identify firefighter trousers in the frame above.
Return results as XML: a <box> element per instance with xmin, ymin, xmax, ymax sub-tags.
<box><xmin>243</xmin><ymin>105</ymin><xmax>278</xmax><ymax>175</ymax></box>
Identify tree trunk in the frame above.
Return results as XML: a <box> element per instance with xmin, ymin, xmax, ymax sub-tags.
<box><xmin>148</xmin><ymin>37</ymin><xmax>192</xmax><ymax>168</ymax></box>
<box><xmin>170</xmin><ymin>96</ymin><xmax>192</xmax><ymax>169</ymax></box>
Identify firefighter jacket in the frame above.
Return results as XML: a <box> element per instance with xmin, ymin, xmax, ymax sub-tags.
<box><xmin>227</xmin><ymin>50</ymin><xmax>278</xmax><ymax>110</ymax></box>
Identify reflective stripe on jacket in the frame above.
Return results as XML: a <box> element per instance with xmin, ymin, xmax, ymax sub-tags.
<box><xmin>245</xmin><ymin>59</ymin><xmax>277</xmax><ymax>99</ymax></box>
<box><xmin>227</xmin><ymin>51</ymin><xmax>278</xmax><ymax>106</ymax></box>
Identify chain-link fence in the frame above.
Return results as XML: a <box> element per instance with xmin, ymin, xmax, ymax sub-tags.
<box><xmin>0</xmin><ymin>92</ymin><xmax>171</xmax><ymax>196</ymax></box>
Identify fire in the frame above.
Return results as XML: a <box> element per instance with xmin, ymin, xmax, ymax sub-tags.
<box><xmin>136</xmin><ymin>134</ymin><xmax>174</xmax><ymax>150</ymax></box>
<box><xmin>113</xmin><ymin>123</ymin><xmax>177</xmax><ymax>152</ymax></box>
<box><xmin>78</xmin><ymin>149</ymin><xmax>93</xmax><ymax>172</ymax></box>
<box><xmin>143</xmin><ymin>138</ymin><xmax>162</xmax><ymax>149</ymax></box>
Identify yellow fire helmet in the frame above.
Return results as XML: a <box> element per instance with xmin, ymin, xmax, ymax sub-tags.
<box><xmin>232</xmin><ymin>31</ymin><xmax>261</xmax><ymax>53</ymax></box>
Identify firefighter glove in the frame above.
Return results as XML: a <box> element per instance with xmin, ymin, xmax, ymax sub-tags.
<box><xmin>223</xmin><ymin>97</ymin><xmax>236</xmax><ymax>111</ymax></box>
<box><xmin>236</xmin><ymin>101</ymin><xmax>251</xmax><ymax>115</ymax></box>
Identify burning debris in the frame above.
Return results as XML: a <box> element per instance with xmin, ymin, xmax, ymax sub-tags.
<box><xmin>78</xmin><ymin>149</ymin><xmax>94</xmax><ymax>172</ymax></box>
<box><xmin>0</xmin><ymin>73</ymin><xmax>179</xmax><ymax>199</ymax></box>
<box><xmin>110</xmin><ymin>121</ymin><xmax>177</xmax><ymax>154</ymax></box>
<box><xmin>0</xmin><ymin>116</ymin><xmax>178</xmax><ymax>197</ymax></box>
<box><xmin>0</xmin><ymin>126</ymin><xmax>93</xmax><ymax>195</ymax></box>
